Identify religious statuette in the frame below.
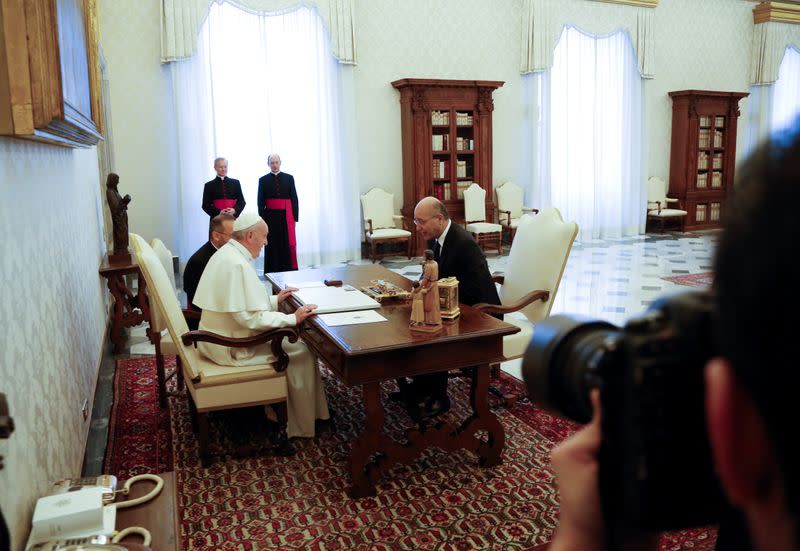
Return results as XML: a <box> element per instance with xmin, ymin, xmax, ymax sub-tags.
<box><xmin>106</xmin><ymin>173</ymin><xmax>132</xmax><ymax>262</ymax></box>
<box><xmin>410</xmin><ymin>249</ymin><xmax>442</xmax><ymax>333</ymax></box>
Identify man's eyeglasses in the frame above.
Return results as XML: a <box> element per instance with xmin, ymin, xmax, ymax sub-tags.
<box><xmin>413</xmin><ymin>216</ymin><xmax>437</xmax><ymax>226</ymax></box>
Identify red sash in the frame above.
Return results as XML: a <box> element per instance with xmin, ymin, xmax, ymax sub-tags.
<box><xmin>265</xmin><ymin>198</ymin><xmax>298</xmax><ymax>269</ymax></box>
<box><xmin>213</xmin><ymin>198</ymin><xmax>236</xmax><ymax>210</ymax></box>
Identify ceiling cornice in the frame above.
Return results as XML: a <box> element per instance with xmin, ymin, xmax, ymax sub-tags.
<box><xmin>591</xmin><ymin>0</ymin><xmax>658</xmax><ymax>8</ymax></box>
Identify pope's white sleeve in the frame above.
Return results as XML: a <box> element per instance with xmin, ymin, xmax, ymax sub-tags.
<box><xmin>232</xmin><ymin>309</ymin><xmax>297</xmax><ymax>330</ymax></box>
<box><xmin>269</xmin><ymin>295</ymin><xmax>279</xmax><ymax>310</ymax></box>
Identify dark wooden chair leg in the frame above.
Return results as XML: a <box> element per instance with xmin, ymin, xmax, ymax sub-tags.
<box><xmin>198</xmin><ymin>412</ymin><xmax>211</xmax><ymax>467</ymax></box>
<box><xmin>188</xmin><ymin>393</ymin><xmax>198</xmax><ymax>433</ymax></box>
<box><xmin>175</xmin><ymin>356</ymin><xmax>184</xmax><ymax>391</ymax></box>
<box><xmin>272</xmin><ymin>402</ymin><xmax>294</xmax><ymax>456</ymax></box>
<box><xmin>153</xmin><ymin>337</ymin><xmax>167</xmax><ymax>409</ymax></box>
<box><xmin>370</xmin><ymin>240</ymin><xmax>377</xmax><ymax>263</ymax></box>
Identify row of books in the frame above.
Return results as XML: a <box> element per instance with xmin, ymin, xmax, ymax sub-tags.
<box><xmin>432</xmin><ymin>134</ymin><xmax>449</xmax><ymax>151</ymax></box>
<box><xmin>696</xmin><ymin>171</ymin><xmax>723</xmax><ymax>188</ymax></box>
<box><xmin>431</xmin><ymin>110</ymin><xmax>450</xmax><ymax>125</ymax></box>
<box><xmin>695</xmin><ymin>202</ymin><xmax>721</xmax><ymax>223</ymax></box>
<box><xmin>430</xmin><ymin>110</ymin><xmax>475</xmax><ymax>125</ymax></box>
<box><xmin>698</xmin><ymin>152</ymin><xmax>723</xmax><ymax>170</ymax></box>
<box><xmin>433</xmin><ymin>181</ymin><xmax>475</xmax><ymax>201</ymax></box>
<box><xmin>699</xmin><ymin>115</ymin><xmax>725</xmax><ymax>129</ymax></box>
<box><xmin>455</xmin><ymin>111</ymin><xmax>473</xmax><ymax>125</ymax></box>
<box><xmin>432</xmin><ymin>159</ymin><xmax>471</xmax><ymax>179</ymax></box>
<box><xmin>455</xmin><ymin>137</ymin><xmax>474</xmax><ymax>151</ymax></box>
<box><xmin>699</xmin><ymin>129</ymin><xmax>724</xmax><ymax>149</ymax></box>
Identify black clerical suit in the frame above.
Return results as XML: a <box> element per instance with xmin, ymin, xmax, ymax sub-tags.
<box><xmin>201</xmin><ymin>177</ymin><xmax>246</xmax><ymax>220</ymax></box>
<box><xmin>182</xmin><ymin>241</ymin><xmax>218</xmax><ymax>330</ymax></box>
<box><xmin>415</xmin><ymin>221</ymin><xmax>502</xmax><ymax>403</ymax></box>
<box><xmin>257</xmin><ymin>171</ymin><xmax>299</xmax><ymax>273</ymax></box>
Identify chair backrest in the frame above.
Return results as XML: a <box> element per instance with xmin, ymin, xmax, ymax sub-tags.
<box><xmin>130</xmin><ymin>233</ymin><xmax>201</xmax><ymax>381</ymax></box>
<box><xmin>496</xmin><ymin>181</ymin><xmax>524</xmax><ymax>220</ymax></box>
<box><xmin>150</xmin><ymin>238</ymin><xmax>176</xmax><ymax>292</ymax></box>
<box><xmin>501</xmin><ymin>207</ymin><xmax>578</xmax><ymax>324</ymax></box>
<box><xmin>647</xmin><ymin>176</ymin><xmax>667</xmax><ymax>204</ymax></box>
<box><xmin>360</xmin><ymin>187</ymin><xmax>396</xmax><ymax>230</ymax></box>
<box><xmin>463</xmin><ymin>183</ymin><xmax>487</xmax><ymax>223</ymax></box>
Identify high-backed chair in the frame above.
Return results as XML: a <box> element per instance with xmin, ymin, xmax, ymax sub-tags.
<box><xmin>474</xmin><ymin>207</ymin><xmax>578</xmax><ymax>405</ymax></box>
<box><xmin>130</xmin><ymin>235</ymin><xmax>298</xmax><ymax>465</ymax></box>
<box><xmin>495</xmin><ymin>181</ymin><xmax>539</xmax><ymax>245</ymax></box>
<box><xmin>463</xmin><ymin>183</ymin><xmax>503</xmax><ymax>254</ymax></box>
<box><xmin>129</xmin><ymin>235</ymin><xmax>184</xmax><ymax>408</ymax></box>
<box><xmin>646</xmin><ymin>176</ymin><xmax>687</xmax><ymax>233</ymax></box>
<box><xmin>360</xmin><ymin>187</ymin><xmax>412</xmax><ymax>262</ymax></box>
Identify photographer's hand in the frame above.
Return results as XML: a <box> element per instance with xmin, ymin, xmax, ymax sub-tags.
<box><xmin>549</xmin><ymin>389</ymin><xmax>604</xmax><ymax>551</ymax></box>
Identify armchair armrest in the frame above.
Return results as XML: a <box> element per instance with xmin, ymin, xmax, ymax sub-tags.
<box><xmin>522</xmin><ymin>206</ymin><xmax>539</xmax><ymax>214</ymax></box>
<box><xmin>392</xmin><ymin>214</ymin><xmax>412</xmax><ymax>232</ymax></box>
<box><xmin>665</xmin><ymin>197</ymin><xmax>684</xmax><ymax>209</ymax></box>
<box><xmin>364</xmin><ymin>218</ymin><xmax>375</xmax><ymax>238</ymax></box>
<box><xmin>498</xmin><ymin>209</ymin><xmax>512</xmax><ymax>225</ymax></box>
<box><xmin>474</xmin><ymin>289</ymin><xmax>550</xmax><ymax>315</ymax></box>
<box><xmin>647</xmin><ymin>200</ymin><xmax>663</xmax><ymax>213</ymax></box>
<box><xmin>181</xmin><ymin>326</ymin><xmax>300</xmax><ymax>373</ymax></box>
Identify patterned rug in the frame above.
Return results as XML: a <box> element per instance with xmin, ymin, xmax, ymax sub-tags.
<box><xmin>108</xmin><ymin>357</ymin><xmax>717</xmax><ymax>550</ymax></box>
<box><xmin>661</xmin><ymin>272</ymin><xmax>714</xmax><ymax>288</ymax></box>
<box><xmin>104</xmin><ymin>357</ymin><xmax>173</xmax><ymax>478</ymax></box>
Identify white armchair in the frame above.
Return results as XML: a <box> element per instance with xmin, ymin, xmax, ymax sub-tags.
<box><xmin>646</xmin><ymin>176</ymin><xmax>687</xmax><ymax>233</ymax></box>
<box><xmin>495</xmin><ymin>181</ymin><xmax>539</xmax><ymax>244</ymax></box>
<box><xmin>130</xmin><ymin>235</ymin><xmax>297</xmax><ymax>465</ymax></box>
<box><xmin>360</xmin><ymin>187</ymin><xmax>412</xmax><ymax>262</ymax></box>
<box><xmin>463</xmin><ymin>183</ymin><xmax>503</xmax><ymax>254</ymax></box>
<box><xmin>474</xmin><ymin>207</ymin><xmax>578</xmax><ymax>404</ymax></box>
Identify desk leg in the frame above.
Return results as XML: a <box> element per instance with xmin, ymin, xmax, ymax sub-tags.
<box><xmin>349</xmin><ymin>382</ymin><xmax>383</xmax><ymax>498</ymax></box>
<box><xmin>464</xmin><ymin>364</ymin><xmax>505</xmax><ymax>467</ymax></box>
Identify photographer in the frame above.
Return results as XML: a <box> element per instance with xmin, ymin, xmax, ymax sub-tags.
<box><xmin>549</xmin><ymin>121</ymin><xmax>800</xmax><ymax>551</ymax></box>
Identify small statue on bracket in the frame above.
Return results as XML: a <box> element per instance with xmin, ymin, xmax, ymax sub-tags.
<box><xmin>106</xmin><ymin>173</ymin><xmax>132</xmax><ymax>261</ymax></box>
<box><xmin>410</xmin><ymin>249</ymin><xmax>442</xmax><ymax>333</ymax></box>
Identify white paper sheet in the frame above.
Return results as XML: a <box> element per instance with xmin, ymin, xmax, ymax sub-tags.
<box><xmin>284</xmin><ymin>280</ymin><xmax>326</xmax><ymax>289</ymax></box>
<box><xmin>294</xmin><ymin>286</ymin><xmax>381</xmax><ymax>314</ymax></box>
<box><xmin>318</xmin><ymin>310</ymin><xmax>388</xmax><ymax>326</ymax></box>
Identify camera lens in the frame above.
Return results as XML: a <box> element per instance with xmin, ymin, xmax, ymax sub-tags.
<box><xmin>522</xmin><ymin>315</ymin><xmax>619</xmax><ymax>423</ymax></box>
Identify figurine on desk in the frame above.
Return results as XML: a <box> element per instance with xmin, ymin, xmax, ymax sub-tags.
<box><xmin>106</xmin><ymin>173</ymin><xmax>132</xmax><ymax>262</ymax></box>
<box><xmin>410</xmin><ymin>249</ymin><xmax>442</xmax><ymax>332</ymax></box>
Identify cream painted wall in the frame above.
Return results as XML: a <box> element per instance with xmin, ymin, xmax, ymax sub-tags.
<box><xmin>98</xmin><ymin>0</ymin><xmax>180</xmax><ymax>251</ymax></box>
<box><xmin>97</xmin><ymin>0</ymin><xmax>769</xmax><ymax>247</ymax></box>
<box><xmin>0</xmin><ymin>138</ymin><xmax>108</xmax><ymax>551</ymax></box>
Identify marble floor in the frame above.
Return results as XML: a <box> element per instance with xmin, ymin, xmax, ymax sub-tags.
<box><xmin>84</xmin><ymin>230</ymin><xmax>718</xmax><ymax>475</ymax></box>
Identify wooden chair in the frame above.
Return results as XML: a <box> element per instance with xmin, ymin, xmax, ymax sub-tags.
<box><xmin>495</xmin><ymin>181</ymin><xmax>539</xmax><ymax>245</ymax></box>
<box><xmin>361</xmin><ymin>187</ymin><xmax>412</xmax><ymax>262</ymax></box>
<box><xmin>463</xmin><ymin>183</ymin><xmax>503</xmax><ymax>254</ymax></box>
<box><xmin>474</xmin><ymin>207</ymin><xmax>578</xmax><ymax>406</ymax></box>
<box><xmin>646</xmin><ymin>176</ymin><xmax>687</xmax><ymax>233</ymax></box>
<box><xmin>130</xmin><ymin>235</ymin><xmax>298</xmax><ymax>465</ymax></box>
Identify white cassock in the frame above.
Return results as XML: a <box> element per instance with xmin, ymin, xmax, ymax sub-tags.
<box><xmin>192</xmin><ymin>239</ymin><xmax>329</xmax><ymax>438</ymax></box>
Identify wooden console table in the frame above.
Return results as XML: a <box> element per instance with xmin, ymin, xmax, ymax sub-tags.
<box><xmin>267</xmin><ymin>265</ymin><xmax>518</xmax><ymax>498</ymax></box>
<box><xmin>99</xmin><ymin>254</ymin><xmax>149</xmax><ymax>353</ymax></box>
<box><xmin>115</xmin><ymin>471</ymin><xmax>181</xmax><ymax>550</ymax></box>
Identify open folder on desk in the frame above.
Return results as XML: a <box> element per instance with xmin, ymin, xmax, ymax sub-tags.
<box><xmin>293</xmin><ymin>285</ymin><xmax>380</xmax><ymax>314</ymax></box>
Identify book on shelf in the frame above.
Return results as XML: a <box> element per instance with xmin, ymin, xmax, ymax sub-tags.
<box><xmin>699</xmin><ymin>128</ymin><xmax>710</xmax><ymax>148</ymax></box>
<box><xmin>697</xmin><ymin>173</ymin><xmax>708</xmax><ymax>188</ymax></box>
<box><xmin>432</xmin><ymin>159</ymin><xmax>450</xmax><ymax>179</ymax></box>
<box><xmin>712</xmin><ymin>153</ymin><xmax>722</xmax><ymax>169</ymax></box>
<box><xmin>715</xmin><ymin>116</ymin><xmax>724</xmax><ymax>128</ymax></box>
<box><xmin>443</xmin><ymin>185</ymin><xmax>451</xmax><ymax>200</ymax></box>
<box><xmin>455</xmin><ymin>111</ymin><xmax>473</xmax><ymax>125</ymax></box>
<box><xmin>431</xmin><ymin>110</ymin><xmax>449</xmax><ymax>125</ymax></box>
<box><xmin>700</xmin><ymin>115</ymin><xmax>711</xmax><ymax>127</ymax></box>
<box><xmin>432</xmin><ymin>134</ymin><xmax>449</xmax><ymax>151</ymax></box>
<box><xmin>713</xmin><ymin>130</ymin><xmax>723</xmax><ymax>148</ymax></box>
<box><xmin>696</xmin><ymin>204</ymin><xmax>707</xmax><ymax>222</ymax></box>
<box><xmin>456</xmin><ymin>160</ymin><xmax>467</xmax><ymax>178</ymax></box>
<box><xmin>456</xmin><ymin>181</ymin><xmax>472</xmax><ymax>200</ymax></box>
<box><xmin>711</xmin><ymin>171</ymin><xmax>722</xmax><ymax>188</ymax></box>
<box><xmin>710</xmin><ymin>202</ymin><xmax>720</xmax><ymax>222</ymax></box>
<box><xmin>698</xmin><ymin>152</ymin><xmax>708</xmax><ymax>170</ymax></box>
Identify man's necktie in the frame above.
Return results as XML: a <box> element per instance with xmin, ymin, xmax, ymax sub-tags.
<box><xmin>433</xmin><ymin>240</ymin><xmax>441</xmax><ymax>262</ymax></box>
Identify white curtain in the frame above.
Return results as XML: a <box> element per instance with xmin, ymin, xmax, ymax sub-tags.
<box><xmin>172</xmin><ymin>2</ymin><xmax>361</xmax><ymax>266</ymax></box>
<box><xmin>529</xmin><ymin>26</ymin><xmax>644</xmax><ymax>240</ymax></box>
<box><xmin>745</xmin><ymin>46</ymin><xmax>800</xmax><ymax>157</ymax></box>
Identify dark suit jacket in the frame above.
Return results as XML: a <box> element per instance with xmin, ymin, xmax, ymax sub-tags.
<box><xmin>183</xmin><ymin>241</ymin><xmax>217</xmax><ymax>310</ymax></box>
<box><xmin>427</xmin><ymin>221</ymin><xmax>500</xmax><ymax>309</ymax></box>
<box><xmin>202</xmin><ymin>177</ymin><xmax>246</xmax><ymax>218</ymax></box>
<box><xmin>257</xmin><ymin>172</ymin><xmax>298</xmax><ymax>222</ymax></box>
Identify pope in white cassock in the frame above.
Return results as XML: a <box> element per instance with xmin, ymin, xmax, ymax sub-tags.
<box><xmin>193</xmin><ymin>211</ymin><xmax>330</xmax><ymax>438</ymax></box>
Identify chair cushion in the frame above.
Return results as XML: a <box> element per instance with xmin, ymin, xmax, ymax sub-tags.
<box><xmin>466</xmin><ymin>222</ymin><xmax>502</xmax><ymax>234</ymax></box>
<box><xmin>502</xmin><ymin>316</ymin><xmax>534</xmax><ymax>360</ymax></box>
<box><xmin>648</xmin><ymin>208</ymin><xmax>687</xmax><ymax>217</ymax></box>
<box><xmin>367</xmin><ymin>228</ymin><xmax>411</xmax><ymax>239</ymax></box>
<box><xmin>361</xmin><ymin>188</ymin><xmax>396</xmax><ymax>230</ymax></box>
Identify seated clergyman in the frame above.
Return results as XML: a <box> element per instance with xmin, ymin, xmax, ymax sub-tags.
<box><xmin>193</xmin><ymin>211</ymin><xmax>329</xmax><ymax>438</ymax></box>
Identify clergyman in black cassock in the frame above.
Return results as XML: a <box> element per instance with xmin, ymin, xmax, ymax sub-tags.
<box><xmin>201</xmin><ymin>158</ymin><xmax>246</xmax><ymax>225</ymax></box>
<box><xmin>257</xmin><ymin>154</ymin><xmax>299</xmax><ymax>273</ymax></box>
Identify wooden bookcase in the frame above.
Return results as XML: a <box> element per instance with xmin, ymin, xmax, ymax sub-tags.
<box><xmin>392</xmin><ymin>78</ymin><xmax>504</xmax><ymax>254</ymax></box>
<box><xmin>668</xmin><ymin>90</ymin><xmax>748</xmax><ymax>230</ymax></box>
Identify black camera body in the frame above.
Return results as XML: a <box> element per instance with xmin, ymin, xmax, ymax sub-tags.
<box><xmin>523</xmin><ymin>290</ymin><xmax>725</xmax><ymax>541</ymax></box>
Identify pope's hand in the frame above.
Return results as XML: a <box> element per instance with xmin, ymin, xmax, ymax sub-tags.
<box><xmin>277</xmin><ymin>287</ymin><xmax>298</xmax><ymax>303</ymax></box>
<box><xmin>295</xmin><ymin>304</ymin><xmax>317</xmax><ymax>324</ymax></box>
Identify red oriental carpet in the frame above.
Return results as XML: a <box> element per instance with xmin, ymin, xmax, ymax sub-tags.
<box><xmin>661</xmin><ymin>272</ymin><xmax>714</xmax><ymax>288</ymax></box>
<box><xmin>106</xmin><ymin>357</ymin><xmax>717</xmax><ymax>550</ymax></box>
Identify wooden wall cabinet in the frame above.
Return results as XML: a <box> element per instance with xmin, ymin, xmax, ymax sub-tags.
<box><xmin>392</xmin><ymin>78</ymin><xmax>503</xmax><ymax>254</ymax></box>
<box><xmin>668</xmin><ymin>90</ymin><xmax>748</xmax><ymax>230</ymax></box>
<box><xmin>0</xmin><ymin>0</ymin><xmax>103</xmax><ymax>147</ymax></box>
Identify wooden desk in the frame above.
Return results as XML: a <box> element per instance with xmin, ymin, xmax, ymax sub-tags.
<box><xmin>267</xmin><ymin>265</ymin><xmax>518</xmax><ymax>497</ymax></box>
<box><xmin>99</xmin><ymin>254</ymin><xmax>150</xmax><ymax>353</ymax></box>
<box><xmin>115</xmin><ymin>471</ymin><xmax>181</xmax><ymax>550</ymax></box>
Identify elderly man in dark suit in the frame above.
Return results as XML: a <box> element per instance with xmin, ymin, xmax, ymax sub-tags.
<box><xmin>397</xmin><ymin>196</ymin><xmax>501</xmax><ymax>419</ymax></box>
<box><xmin>182</xmin><ymin>213</ymin><xmax>235</xmax><ymax>329</ymax></box>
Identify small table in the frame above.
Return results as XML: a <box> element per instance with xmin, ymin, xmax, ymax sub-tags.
<box><xmin>267</xmin><ymin>265</ymin><xmax>518</xmax><ymax>497</ymax></box>
<box><xmin>99</xmin><ymin>254</ymin><xmax>149</xmax><ymax>353</ymax></box>
<box><xmin>115</xmin><ymin>471</ymin><xmax>181</xmax><ymax>550</ymax></box>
